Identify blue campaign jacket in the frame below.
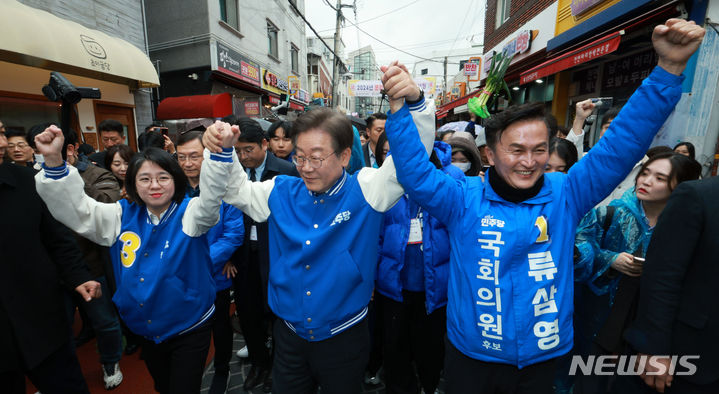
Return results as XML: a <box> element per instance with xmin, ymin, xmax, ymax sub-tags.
<box><xmin>186</xmin><ymin>187</ymin><xmax>244</xmax><ymax>291</ymax></box>
<box><xmin>384</xmin><ymin>67</ymin><xmax>683</xmax><ymax>367</ymax></box>
<box><xmin>110</xmin><ymin>198</ymin><xmax>216</xmax><ymax>343</ymax></box>
<box><xmin>266</xmin><ymin>172</ymin><xmax>384</xmax><ymax>341</ymax></box>
<box><xmin>376</xmin><ymin>141</ymin><xmax>464</xmax><ymax>313</ymax></box>
<box><xmin>207</xmin><ymin>202</ymin><xmax>244</xmax><ymax>291</ymax></box>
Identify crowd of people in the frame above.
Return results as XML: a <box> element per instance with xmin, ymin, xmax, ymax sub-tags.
<box><xmin>0</xmin><ymin>18</ymin><xmax>716</xmax><ymax>394</ymax></box>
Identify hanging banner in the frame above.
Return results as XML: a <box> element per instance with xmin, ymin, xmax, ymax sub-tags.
<box><xmin>348</xmin><ymin>77</ymin><xmax>437</xmax><ymax>97</ymax></box>
<box><xmin>288</xmin><ymin>75</ymin><xmax>300</xmax><ymax>94</ymax></box>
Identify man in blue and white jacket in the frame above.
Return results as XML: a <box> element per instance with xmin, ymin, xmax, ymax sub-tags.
<box><xmin>383</xmin><ymin>19</ymin><xmax>705</xmax><ymax>394</ymax></box>
<box><xmin>202</xmin><ymin>63</ymin><xmax>433</xmax><ymax>394</ymax></box>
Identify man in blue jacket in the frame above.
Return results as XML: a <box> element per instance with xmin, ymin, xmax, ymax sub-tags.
<box><xmin>177</xmin><ymin>130</ymin><xmax>245</xmax><ymax>394</ymax></box>
<box><xmin>383</xmin><ymin>19</ymin><xmax>704</xmax><ymax>393</ymax></box>
<box><xmin>376</xmin><ymin>140</ymin><xmax>464</xmax><ymax>393</ymax></box>
<box><xmin>203</xmin><ymin>62</ymin><xmax>434</xmax><ymax>393</ymax></box>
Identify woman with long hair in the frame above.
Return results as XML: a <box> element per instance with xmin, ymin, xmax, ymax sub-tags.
<box><xmin>564</xmin><ymin>152</ymin><xmax>701</xmax><ymax>393</ymax></box>
<box><xmin>34</xmin><ymin>123</ymin><xmax>238</xmax><ymax>393</ymax></box>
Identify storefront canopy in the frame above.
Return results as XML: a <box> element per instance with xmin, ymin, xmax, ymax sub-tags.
<box><xmin>156</xmin><ymin>93</ymin><xmax>233</xmax><ymax>120</ymax></box>
<box><xmin>520</xmin><ymin>31</ymin><xmax>623</xmax><ymax>85</ymax></box>
<box><xmin>0</xmin><ymin>1</ymin><xmax>159</xmax><ymax>88</ymax></box>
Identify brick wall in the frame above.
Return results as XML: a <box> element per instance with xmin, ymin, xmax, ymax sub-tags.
<box><xmin>484</xmin><ymin>0</ymin><xmax>556</xmax><ymax>53</ymax></box>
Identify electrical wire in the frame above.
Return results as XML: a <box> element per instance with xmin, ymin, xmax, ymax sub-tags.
<box><xmin>447</xmin><ymin>0</ymin><xmax>476</xmax><ymax>54</ymax></box>
<box><xmin>289</xmin><ymin>0</ymin><xmax>343</xmax><ymax>63</ymax></box>
<box><xmin>318</xmin><ymin>0</ymin><xmax>423</xmax><ymax>32</ymax></box>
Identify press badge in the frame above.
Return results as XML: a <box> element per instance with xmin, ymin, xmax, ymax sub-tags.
<box><xmin>408</xmin><ymin>218</ymin><xmax>423</xmax><ymax>244</ymax></box>
<box><xmin>250</xmin><ymin>225</ymin><xmax>258</xmax><ymax>241</ymax></box>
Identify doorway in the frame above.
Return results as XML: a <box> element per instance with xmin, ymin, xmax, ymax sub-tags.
<box><xmin>93</xmin><ymin>102</ymin><xmax>137</xmax><ymax>151</ymax></box>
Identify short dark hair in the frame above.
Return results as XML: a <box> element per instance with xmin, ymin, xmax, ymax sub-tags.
<box><xmin>176</xmin><ymin>130</ymin><xmax>204</xmax><ymax>148</ymax></box>
<box><xmin>646</xmin><ymin>145</ymin><xmax>673</xmax><ymax>159</ymax></box>
<box><xmin>78</xmin><ymin>143</ymin><xmax>95</xmax><ymax>156</ymax></box>
<box><xmin>484</xmin><ymin>102</ymin><xmax>550</xmax><ymax>149</ymax></box>
<box><xmin>144</xmin><ymin>121</ymin><xmax>164</xmax><ymax>133</ymax></box>
<box><xmin>549</xmin><ymin>137</ymin><xmax>578</xmax><ymax>173</ymax></box>
<box><xmin>27</xmin><ymin>122</ymin><xmax>78</xmax><ymax>148</ymax></box>
<box><xmin>138</xmin><ymin>131</ymin><xmax>165</xmax><ymax>151</ymax></box>
<box><xmin>98</xmin><ymin>119</ymin><xmax>124</xmax><ymax>134</ymax></box>
<box><xmin>601</xmin><ymin>107</ymin><xmax>621</xmax><ymax>128</ymax></box>
<box><xmin>635</xmin><ymin>152</ymin><xmax>701</xmax><ymax>192</ymax></box>
<box><xmin>293</xmin><ymin>108</ymin><xmax>353</xmax><ymax>153</ymax></box>
<box><xmin>365</xmin><ymin>112</ymin><xmax>387</xmax><ymax>130</ymax></box>
<box><xmin>236</xmin><ymin>117</ymin><xmax>266</xmax><ymax>145</ymax></box>
<box><xmin>5</xmin><ymin>128</ymin><xmax>26</xmax><ymax>140</ymax></box>
<box><xmin>268</xmin><ymin>120</ymin><xmax>293</xmax><ymax>139</ymax></box>
<box><xmin>104</xmin><ymin>144</ymin><xmax>135</xmax><ymax>170</ymax></box>
<box><xmin>221</xmin><ymin>114</ymin><xmax>240</xmax><ymax>126</ymax></box>
<box><xmin>125</xmin><ymin>147</ymin><xmax>187</xmax><ymax>205</ymax></box>
<box><xmin>673</xmin><ymin>141</ymin><xmax>696</xmax><ymax>160</ymax></box>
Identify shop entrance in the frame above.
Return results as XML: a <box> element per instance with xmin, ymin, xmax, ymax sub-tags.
<box><xmin>93</xmin><ymin>102</ymin><xmax>137</xmax><ymax>152</ymax></box>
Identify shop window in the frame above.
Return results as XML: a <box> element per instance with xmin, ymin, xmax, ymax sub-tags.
<box><xmin>267</xmin><ymin>20</ymin><xmax>279</xmax><ymax>60</ymax></box>
<box><xmin>291</xmin><ymin>44</ymin><xmax>299</xmax><ymax>74</ymax></box>
<box><xmin>219</xmin><ymin>0</ymin><xmax>239</xmax><ymax>30</ymax></box>
<box><xmin>495</xmin><ymin>0</ymin><xmax>511</xmax><ymax>28</ymax></box>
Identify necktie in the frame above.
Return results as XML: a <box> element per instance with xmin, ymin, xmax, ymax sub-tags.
<box><xmin>249</xmin><ymin>168</ymin><xmax>257</xmax><ymax>182</ymax></box>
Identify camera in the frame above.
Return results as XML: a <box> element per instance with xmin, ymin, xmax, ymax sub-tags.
<box><xmin>42</xmin><ymin>72</ymin><xmax>101</xmax><ymax>104</ymax></box>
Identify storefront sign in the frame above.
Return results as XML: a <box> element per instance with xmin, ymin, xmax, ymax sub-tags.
<box><xmin>502</xmin><ymin>30</ymin><xmax>533</xmax><ymax>58</ymax></box>
<box><xmin>297</xmin><ymin>89</ymin><xmax>310</xmax><ymax>103</ymax></box>
<box><xmin>464</xmin><ymin>62</ymin><xmax>479</xmax><ymax>77</ymax></box>
<box><xmin>520</xmin><ymin>31</ymin><xmax>621</xmax><ymax>84</ymax></box>
<box><xmin>601</xmin><ymin>48</ymin><xmax>657</xmax><ymax>92</ymax></box>
<box><xmin>288</xmin><ymin>76</ymin><xmax>300</xmax><ymax>93</ymax></box>
<box><xmin>216</xmin><ymin>43</ymin><xmax>261</xmax><ymax>86</ymax></box>
<box><xmin>262</xmin><ymin>69</ymin><xmax>289</xmax><ymax>94</ymax></box>
<box><xmin>571</xmin><ymin>0</ymin><xmax>607</xmax><ymax>17</ymax></box>
<box><xmin>244</xmin><ymin>101</ymin><xmax>260</xmax><ymax>116</ymax></box>
<box><xmin>289</xmin><ymin>102</ymin><xmax>305</xmax><ymax>111</ymax></box>
<box><xmin>415</xmin><ymin>77</ymin><xmax>437</xmax><ymax>97</ymax></box>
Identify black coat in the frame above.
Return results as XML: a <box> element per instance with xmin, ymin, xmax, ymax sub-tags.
<box><xmin>232</xmin><ymin>152</ymin><xmax>298</xmax><ymax>288</ymax></box>
<box><xmin>362</xmin><ymin>142</ymin><xmax>373</xmax><ymax>168</ymax></box>
<box><xmin>0</xmin><ymin>162</ymin><xmax>92</xmax><ymax>372</ymax></box>
<box><xmin>624</xmin><ymin>176</ymin><xmax>719</xmax><ymax>384</ymax></box>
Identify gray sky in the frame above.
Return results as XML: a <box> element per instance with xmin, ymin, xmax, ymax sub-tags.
<box><xmin>305</xmin><ymin>0</ymin><xmax>486</xmax><ymax>70</ymax></box>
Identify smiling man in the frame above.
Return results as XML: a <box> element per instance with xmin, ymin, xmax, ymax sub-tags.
<box><xmin>384</xmin><ymin>19</ymin><xmax>704</xmax><ymax>394</ymax></box>
<box><xmin>203</xmin><ymin>62</ymin><xmax>433</xmax><ymax>393</ymax></box>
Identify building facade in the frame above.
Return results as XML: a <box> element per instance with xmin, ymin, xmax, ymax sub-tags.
<box><xmin>0</xmin><ymin>0</ymin><xmax>158</xmax><ymax>151</ymax></box>
<box><xmin>146</xmin><ymin>0</ymin><xmax>310</xmax><ymax>124</ymax></box>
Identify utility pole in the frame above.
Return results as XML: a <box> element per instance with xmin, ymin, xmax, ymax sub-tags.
<box><xmin>330</xmin><ymin>0</ymin><xmax>343</xmax><ymax>109</ymax></box>
<box><xmin>443</xmin><ymin>56</ymin><xmax>448</xmax><ymax>105</ymax></box>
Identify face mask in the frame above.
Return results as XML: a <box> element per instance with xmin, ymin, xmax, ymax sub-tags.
<box><xmin>34</xmin><ymin>153</ymin><xmax>44</xmax><ymax>164</ymax></box>
<box><xmin>454</xmin><ymin>162</ymin><xmax>471</xmax><ymax>173</ymax></box>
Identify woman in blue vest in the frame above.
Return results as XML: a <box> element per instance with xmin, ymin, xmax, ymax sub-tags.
<box><xmin>34</xmin><ymin>123</ymin><xmax>238</xmax><ymax>393</ymax></box>
<box><xmin>563</xmin><ymin>152</ymin><xmax>700</xmax><ymax>394</ymax></box>
<box><xmin>375</xmin><ymin>137</ymin><xmax>465</xmax><ymax>393</ymax></box>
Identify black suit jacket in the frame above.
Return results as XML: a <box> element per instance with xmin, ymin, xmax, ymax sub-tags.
<box><xmin>232</xmin><ymin>152</ymin><xmax>298</xmax><ymax>287</ymax></box>
<box><xmin>624</xmin><ymin>176</ymin><xmax>719</xmax><ymax>384</ymax></box>
<box><xmin>362</xmin><ymin>142</ymin><xmax>372</xmax><ymax>168</ymax></box>
<box><xmin>0</xmin><ymin>162</ymin><xmax>92</xmax><ymax>371</ymax></box>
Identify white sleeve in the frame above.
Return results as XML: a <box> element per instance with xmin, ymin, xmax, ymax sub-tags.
<box><xmin>35</xmin><ymin>164</ymin><xmax>122</xmax><ymax>247</ymax></box>
<box><xmin>221</xmin><ymin>149</ymin><xmax>274</xmax><ymax>223</ymax></box>
<box><xmin>182</xmin><ymin>148</ymin><xmax>233</xmax><ymax>237</ymax></box>
<box><xmin>566</xmin><ymin>128</ymin><xmax>585</xmax><ymax>158</ymax></box>
<box><xmin>358</xmin><ymin>98</ymin><xmax>436</xmax><ymax>212</ymax></box>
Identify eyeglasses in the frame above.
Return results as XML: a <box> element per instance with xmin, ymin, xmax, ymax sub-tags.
<box><xmin>136</xmin><ymin>175</ymin><xmax>173</xmax><ymax>187</ymax></box>
<box><xmin>177</xmin><ymin>154</ymin><xmax>202</xmax><ymax>163</ymax></box>
<box><xmin>291</xmin><ymin>151</ymin><xmax>336</xmax><ymax>169</ymax></box>
<box><xmin>8</xmin><ymin>142</ymin><xmax>29</xmax><ymax>150</ymax></box>
<box><xmin>235</xmin><ymin>145</ymin><xmax>257</xmax><ymax>155</ymax></box>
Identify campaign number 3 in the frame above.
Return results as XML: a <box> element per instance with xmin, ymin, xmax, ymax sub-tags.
<box><xmin>119</xmin><ymin>231</ymin><xmax>141</xmax><ymax>267</ymax></box>
<box><xmin>535</xmin><ymin>216</ymin><xmax>549</xmax><ymax>243</ymax></box>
